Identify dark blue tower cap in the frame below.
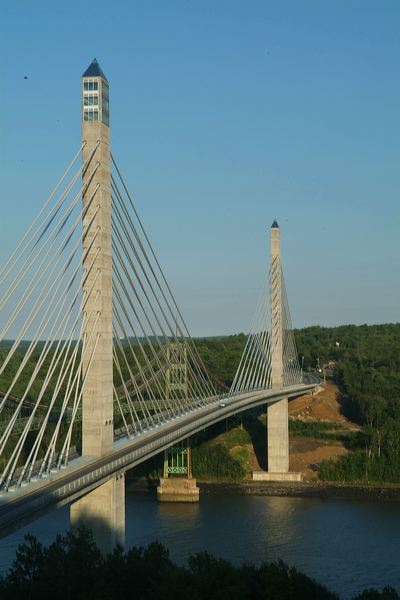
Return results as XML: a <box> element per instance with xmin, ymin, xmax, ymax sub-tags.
<box><xmin>271</xmin><ymin>219</ymin><xmax>279</xmax><ymax>229</ymax></box>
<box><xmin>82</xmin><ymin>58</ymin><xmax>108</xmax><ymax>82</ymax></box>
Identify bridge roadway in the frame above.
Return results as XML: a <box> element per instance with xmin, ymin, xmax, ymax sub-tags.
<box><xmin>0</xmin><ymin>382</ymin><xmax>317</xmax><ymax>539</ymax></box>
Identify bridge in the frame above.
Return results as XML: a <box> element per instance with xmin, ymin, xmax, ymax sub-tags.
<box><xmin>0</xmin><ymin>59</ymin><xmax>318</xmax><ymax>552</ymax></box>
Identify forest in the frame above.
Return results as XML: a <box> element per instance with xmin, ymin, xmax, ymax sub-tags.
<box><xmin>0</xmin><ymin>528</ymin><xmax>398</xmax><ymax>600</ymax></box>
<box><xmin>294</xmin><ymin>324</ymin><xmax>400</xmax><ymax>482</ymax></box>
<box><xmin>1</xmin><ymin>323</ymin><xmax>400</xmax><ymax>483</ymax></box>
<box><xmin>195</xmin><ymin>323</ymin><xmax>400</xmax><ymax>483</ymax></box>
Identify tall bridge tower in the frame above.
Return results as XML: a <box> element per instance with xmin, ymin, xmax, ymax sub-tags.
<box><xmin>268</xmin><ymin>221</ymin><xmax>289</xmax><ymax>474</ymax></box>
<box><xmin>70</xmin><ymin>59</ymin><xmax>125</xmax><ymax>552</ymax></box>
<box><xmin>253</xmin><ymin>221</ymin><xmax>302</xmax><ymax>482</ymax></box>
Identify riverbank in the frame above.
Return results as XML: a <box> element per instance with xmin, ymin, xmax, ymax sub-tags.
<box><xmin>126</xmin><ymin>383</ymin><xmax>400</xmax><ymax>498</ymax></box>
<box><xmin>126</xmin><ymin>478</ymin><xmax>400</xmax><ymax>501</ymax></box>
<box><xmin>200</xmin><ymin>480</ymin><xmax>400</xmax><ymax>501</ymax></box>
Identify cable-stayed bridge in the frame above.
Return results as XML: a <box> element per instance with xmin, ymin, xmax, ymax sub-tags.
<box><xmin>0</xmin><ymin>60</ymin><xmax>318</xmax><ymax>550</ymax></box>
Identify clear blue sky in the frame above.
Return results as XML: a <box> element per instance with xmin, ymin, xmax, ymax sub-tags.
<box><xmin>1</xmin><ymin>1</ymin><xmax>399</xmax><ymax>336</ymax></box>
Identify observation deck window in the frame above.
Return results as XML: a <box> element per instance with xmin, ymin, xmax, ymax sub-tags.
<box><xmin>83</xmin><ymin>79</ymin><xmax>99</xmax><ymax>91</ymax></box>
<box><xmin>83</xmin><ymin>94</ymin><xmax>99</xmax><ymax>107</ymax></box>
<box><xmin>83</xmin><ymin>109</ymin><xmax>99</xmax><ymax>121</ymax></box>
<box><xmin>102</xmin><ymin>82</ymin><xmax>109</xmax><ymax>126</ymax></box>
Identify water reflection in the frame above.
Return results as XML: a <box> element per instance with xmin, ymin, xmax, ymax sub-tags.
<box><xmin>255</xmin><ymin>495</ymin><xmax>304</xmax><ymax>547</ymax></box>
<box><xmin>1</xmin><ymin>492</ymin><xmax>400</xmax><ymax>600</ymax></box>
<box><xmin>125</xmin><ymin>493</ymin><xmax>400</xmax><ymax>599</ymax></box>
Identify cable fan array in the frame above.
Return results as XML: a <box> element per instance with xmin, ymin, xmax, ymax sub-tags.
<box><xmin>0</xmin><ymin>143</ymin><xmax>218</xmax><ymax>491</ymax></box>
<box><xmin>0</xmin><ymin>143</ymin><xmax>97</xmax><ymax>490</ymax></box>
<box><xmin>110</xmin><ymin>154</ymin><xmax>218</xmax><ymax>436</ymax></box>
<box><xmin>229</xmin><ymin>261</ymin><xmax>302</xmax><ymax>395</ymax></box>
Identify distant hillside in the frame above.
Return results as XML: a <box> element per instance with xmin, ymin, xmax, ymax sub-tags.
<box><xmin>194</xmin><ymin>323</ymin><xmax>400</xmax><ymax>484</ymax></box>
<box><xmin>3</xmin><ymin>323</ymin><xmax>400</xmax><ymax>484</ymax></box>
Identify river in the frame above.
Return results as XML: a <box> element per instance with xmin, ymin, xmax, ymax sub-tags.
<box><xmin>1</xmin><ymin>490</ymin><xmax>399</xmax><ymax>599</ymax></box>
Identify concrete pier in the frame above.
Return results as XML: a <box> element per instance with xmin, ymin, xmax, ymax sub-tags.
<box><xmin>71</xmin><ymin>474</ymin><xmax>125</xmax><ymax>554</ymax></box>
<box><xmin>253</xmin><ymin>470</ymin><xmax>302</xmax><ymax>482</ymax></box>
<box><xmin>267</xmin><ymin>396</ymin><xmax>289</xmax><ymax>473</ymax></box>
<box><xmin>157</xmin><ymin>476</ymin><xmax>200</xmax><ymax>502</ymax></box>
<box><xmin>157</xmin><ymin>344</ymin><xmax>200</xmax><ymax>502</ymax></box>
<box><xmin>157</xmin><ymin>442</ymin><xmax>199</xmax><ymax>502</ymax></box>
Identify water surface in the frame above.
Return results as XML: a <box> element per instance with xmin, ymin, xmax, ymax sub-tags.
<box><xmin>1</xmin><ymin>491</ymin><xmax>399</xmax><ymax>599</ymax></box>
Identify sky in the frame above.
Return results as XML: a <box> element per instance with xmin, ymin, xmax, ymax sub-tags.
<box><xmin>0</xmin><ymin>1</ymin><xmax>399</xmax><ymax>336</ymax></box>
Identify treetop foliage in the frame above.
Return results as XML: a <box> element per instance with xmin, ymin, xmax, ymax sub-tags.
<box><xmin>1</xmin><ymin>528</ymin><xmax>398</xmax><ymax>600</ymax></box>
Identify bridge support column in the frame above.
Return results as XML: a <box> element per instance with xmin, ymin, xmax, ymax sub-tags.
<box><xmin>253</xmin><ymin>221</ymin><xmax>301</xmax><ymax>483</ymax></box>
<box><xmin>267</xmin><ymin>396</ymin><xmax>289</xmax><ymax>472</ymax></box>
<box><xmin>70</xmin><ymin>473</ymin><xmax>125</xmax><ymax>555</ymax></box>
<box><xmin>157</xmin><ymin>441</ymin><xmax>199</xmax><ymax>502</ymax></box>
<box><xmin>157</xmin><ymin>343</ymin><xmax>199</xmax><ymax>502</ymax></box>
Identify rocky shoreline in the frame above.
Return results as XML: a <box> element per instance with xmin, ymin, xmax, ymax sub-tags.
<box><xmin>199</xmin><ymin>481</ymin><xmax>400</xmax><ymax>501</ymax></box>
<box><xmin>126</xmin><ymin>478</ymin><xmax>400</xmax><ymax>501</ymax></box>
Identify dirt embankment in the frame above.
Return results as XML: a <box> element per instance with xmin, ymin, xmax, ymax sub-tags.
<box><xmin>246</xmin><ymin>382</ymin><xmax>360</xmax><ymax>481</ymax></box>
<box><xmin>288</xmin><ymin>382</ymin><xmax>360</xmax><ymax>480</ymax></box>
<box><xmin>288</xmin><ymin>381</ymin><xmax>357</xmax><ymax>428</ymax></box>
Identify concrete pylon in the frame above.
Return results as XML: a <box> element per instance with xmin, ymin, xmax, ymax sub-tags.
<box><xmin>70</xmin><ymin>59</ymin><xmax>125</xmax><ymax>552</ymax></box>
<box><xmin>268</xmin><ymin>221</ymin><xmax>289</xmax><ymax>474</ymax></box>
<box><xmin>253</xmin><ymin>221</ymin><xmax>301</xmax><ymax>482</ymax></box>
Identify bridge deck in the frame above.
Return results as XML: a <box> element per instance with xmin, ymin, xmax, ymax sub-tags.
<box><xmin>0</xmin><ymin>383</ymin><xmax>317</xmax><ymax>539</ymax></box>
